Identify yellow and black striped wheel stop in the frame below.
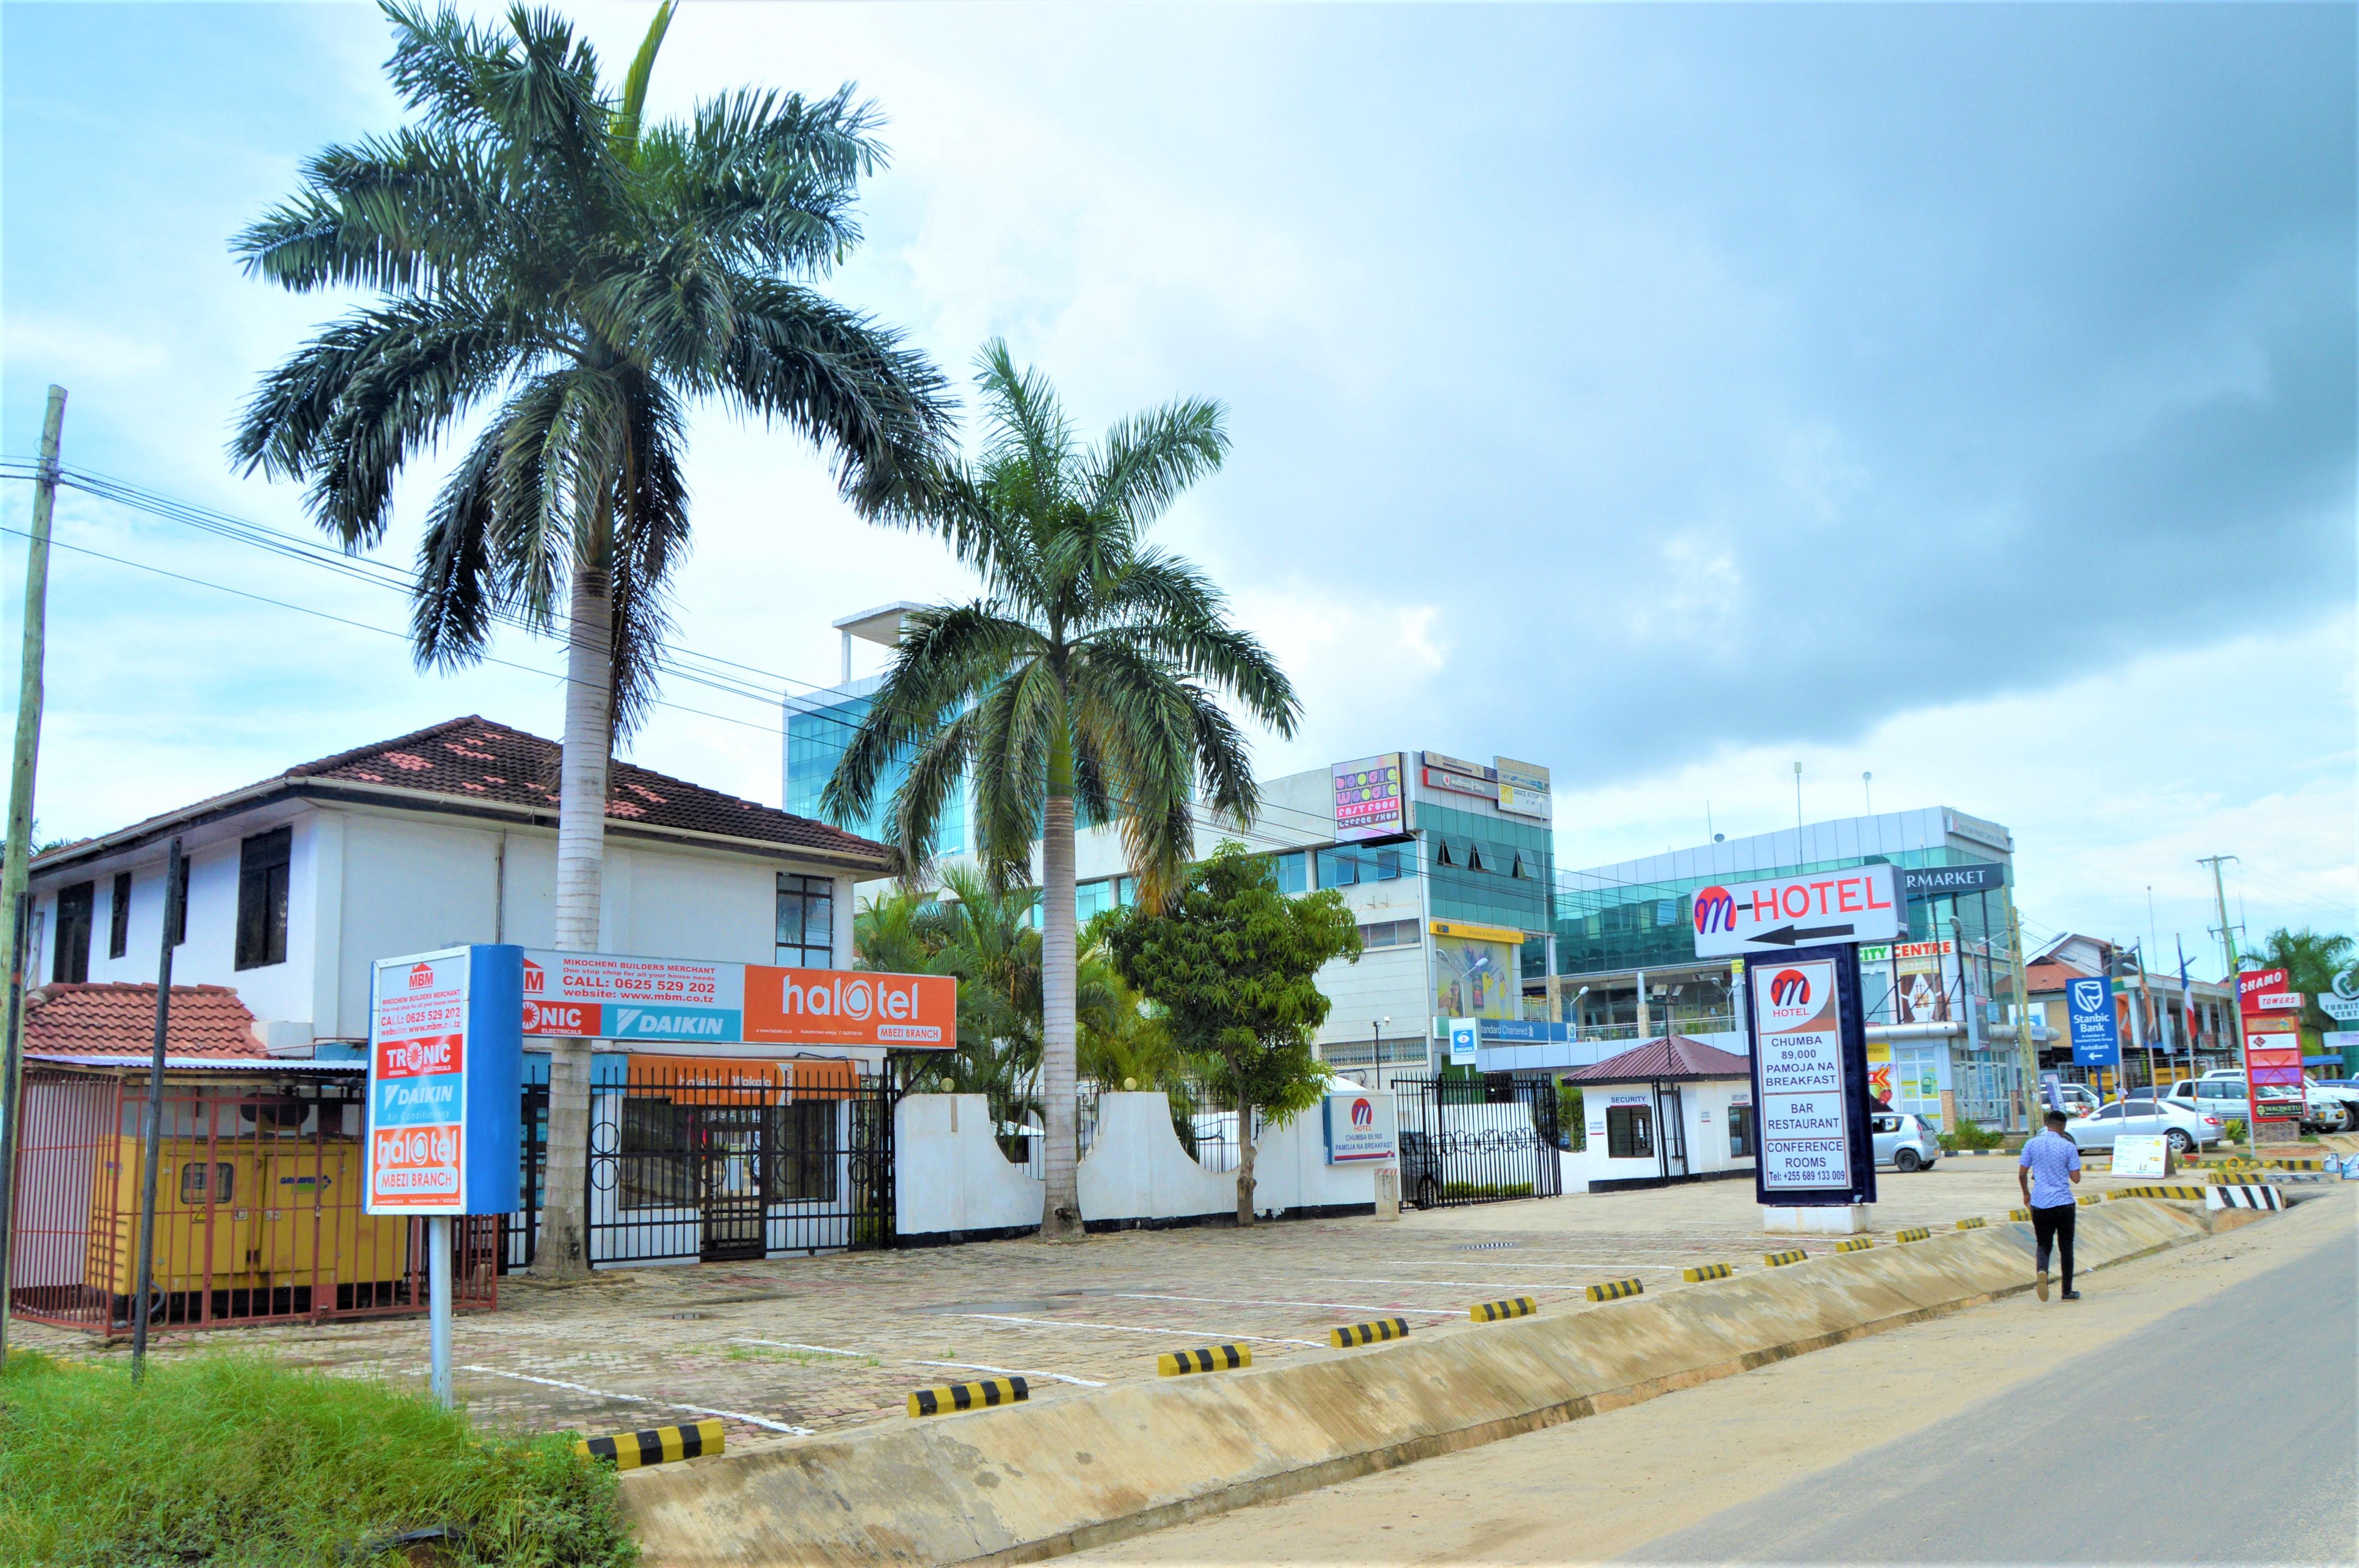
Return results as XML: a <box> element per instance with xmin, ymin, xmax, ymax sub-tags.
<box><xmin>1470</xmin><ymin>1296</ymin><xmax>1536</xmax><ymax>1322</ymax></box>
<box><xmin>1158</xmin><ymin>1344</ymin><xmax>1252</xmax><ymax>1377</ymax></box>
<box><xmin>2009</xmin><ymin>1207</ymin><xmax>2031</xmax><ymax>1220</ymax></box>
<box><xmin>575</xmin><ymin>1419</ymin><xmax>724</xmax><ymax>1470</ymax></box>
<box><xmin>1956</xmin><ymin>1217</ymin><xmax>1987</xmax><ymax>1229</ymax></box>
<box><xmin>1763</xmin><ymin>1249</ymin><xmax>1807</xmax><ymax>1267</ymax></box>
<box><xmin>1835</xmin><ymin>1238</ymin><xmax>1875</xmax><ymax>1253</ymax></box>
<box><xmin>1585</xmin><ymin>1278</ymin><xmax>1643</xmax><ymax>1302</ymax></box>
<box><xmin>1681</xmin><ymin>1263</ymin><xmax>1733</xmax><ymax>1282</ymax></box>
<box><xmin>1896</xmin><ymin>1227</ymin><xmax>1932</xmax><ymax>1243</ymax></box>
<box><xmin>1330</xmin><ymin>1318</ymin><xmax>1410</xmax><ymax>1348</ymax></box>
<box><xmin>909</xmin><ymin>1376</ymin><xmax>1029</xmax><ymax>1416</ymax></box>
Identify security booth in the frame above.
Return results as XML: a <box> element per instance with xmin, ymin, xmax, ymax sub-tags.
<box><xmin>1563</xmin><ymin>1036</ymin><xmax>1757</xmax><ymax>1194</ymax></box>
<box><xmin>8</xmin><ymin>1054</ymin><xmax>497</xmax><ymax>1337</ymax></box>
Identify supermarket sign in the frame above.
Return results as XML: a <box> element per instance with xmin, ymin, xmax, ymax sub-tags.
<box><xmin>518</xmin><ymin>949</ymin><xmax>955</xmax><ymax>1048</ymax></box>
<box><xmin>366</xmin><ymin>946</ymin><xmax>523</xmax><ymax>1216</ymax></box>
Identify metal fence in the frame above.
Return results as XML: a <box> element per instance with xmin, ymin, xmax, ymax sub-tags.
<box><xmin>507</xmin><ymin>1062</ymin><xmax>898</xmax><ymax>1270</ymax></box>
<box><xmin>9</xmin><ymin>1065</ymin><xmax>496</xmax><ymax>1337</ymax></box>
<box><xmin>1392</xmin><ymin>1075</ymin><xmax>1563</xmax><ymax>1208</ymax></box>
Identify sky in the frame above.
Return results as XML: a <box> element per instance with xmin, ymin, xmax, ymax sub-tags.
<box><xmin>1</xmin><ymin>1</ymin><xmax>2351</xmax><ymax>973</ymax></box>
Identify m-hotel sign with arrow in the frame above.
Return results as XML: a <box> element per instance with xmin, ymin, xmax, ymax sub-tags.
<box><xmin>1690</xmin><ymin>864</ymin><xmax>1905</xmax><ymax>959</ymax></box>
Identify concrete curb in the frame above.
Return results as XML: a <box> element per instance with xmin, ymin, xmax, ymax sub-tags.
<box><xmin>620</xmin><ymin>1201</ymin><xmax>2214</xmax><ymax>1566</ymax></box>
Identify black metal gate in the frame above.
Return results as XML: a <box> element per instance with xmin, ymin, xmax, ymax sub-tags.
<box><xmin>1394</xmin><ymin>1075</ymin><xmax>1563</xmax><ymax>1209</ymax></box>
<box><xmin>506</xmin><ymin>1071</ymin><xmax>897</xmax><ymax>1269</ymax></box>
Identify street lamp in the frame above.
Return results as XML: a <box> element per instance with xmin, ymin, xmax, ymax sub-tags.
<box><xmin>1372</xmin><ymin>1016</ymin><xmax>1390</xmax><ymax>1077</ymax></box>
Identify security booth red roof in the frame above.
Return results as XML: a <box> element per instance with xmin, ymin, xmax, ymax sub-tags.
<box><xmin>1567</xmin><ymin>1036</ymin><xmax>1753</xmax><ymax>1084</ymax></box>
<box><xmin>21</xmin><ymin>983</ymin><xmax>265</xmax><ymax>1058</ymax></box>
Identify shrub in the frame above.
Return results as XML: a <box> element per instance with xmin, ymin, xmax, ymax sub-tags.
<box><xmin>1440</xmin><ymin>1181</ymin><xmax>1535</xmax><ymax>1200</ymax></box>
<box><xmin>0</xmin><ymin>1348</ymin><xmax>635</xmax><ymax>1567</ymax></box>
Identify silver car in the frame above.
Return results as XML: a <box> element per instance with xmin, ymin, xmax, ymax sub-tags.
<box><xmin>2066</xmin><ymin>1098</ymin><xmax>2221</xmax><ymax>1155</ymax></box>
<box><xmin>1871</xmin><ymin>1111</ymin><xmax>1941</xmax><ymax>1172</ymax></box>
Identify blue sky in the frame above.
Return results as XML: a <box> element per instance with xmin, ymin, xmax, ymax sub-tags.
<box><xmin>3</xmin><ymin>1</ymin><xmax>2352</xmax><ymax>966</ymax></box>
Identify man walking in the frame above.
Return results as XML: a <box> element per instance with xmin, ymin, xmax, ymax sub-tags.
<box><xmin>2018</xmin><ymin>1108</ymin><xmax>2083</xmax><ymax>1301</ymax></box>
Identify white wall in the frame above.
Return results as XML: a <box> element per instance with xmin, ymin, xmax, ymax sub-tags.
<box><xmin>1073</xmin><ymin>1090</ymin><xmax>1389</xmax><ymax>1224</ymax></box>
<box><xmin>1567</xmin><ymin>1077</ymin><xmax>1756</xmax><ymax>1191</ymax></box>
<box><xmin>31</xmin><ymin>800</ymin><xmax>861</xmax><ymax>1047</ymax></box>
<box><xmin>895</xmin><ymin>1093</ymin><xmax>1045</xmax><ymax>1237</ymax></box>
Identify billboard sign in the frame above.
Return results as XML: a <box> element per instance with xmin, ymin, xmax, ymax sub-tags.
<box><xmin>1745</xmin><ymin>944</ymin><xmax>1876</xmax><ymax>1206</ymax></box>
<box><xmin>1422</xmin><ymin>751</ymin><xmax>1494</xmax><ymax>781</ymax></box>
<box><xmin>1900</xmin><ymin>862</ymin><xmax>2008</xmax><ymax>897</ymax></box>
<box><xmin>1447</xmin><ymin>1017</ymin><xmax>1480</xmax><ymax>1066</ymax></box>
<box><xmin>1691</xmin><ymin>864</ymin><xmax>1902</xmax><ymax>958</ymax></box>
<box><xmin>1423</xmin><ymin>767</ymin><xmax>1499</xmax><ymax>803</ymax></box>
<box><xmin>2066</xmin><ymin>975</ymin><xmax>2121</xmax><ymax>1068</ymax></box>
<box><xmin>1323</xmin><ymin>1089</ymin><xmax>1399</xmax><ymax>1164</ymax></box>
<box><xmin>518</xmin><ymin>948</ymin><xmax>954</xmax><ymax>1050</ymax></box>
<box><xmin>1332</xmin><ymin>754</ymin><xmax>1406</xmax><ymax>842</ymax></box>
<box><xmin>366</xmin><ymin>945</ymin><xmax>523</xmax><ymax>1216</ymax></box>
<box><xmin>1495</xmin><ymin>757</ymin><xmax>1552</xmax><ymax>821</ymax></box>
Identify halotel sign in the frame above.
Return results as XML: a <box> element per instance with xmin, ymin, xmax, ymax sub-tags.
<box><xmin>518</xmin><ymin>948</ymin><xmax>955</xmax><ymax>1049</ymax></box>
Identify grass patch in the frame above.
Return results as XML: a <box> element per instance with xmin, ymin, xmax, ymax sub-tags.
<box><xmin>0</xmin><ymin>1348</ymin><xmax>635</xmax><ymax>1567</ymax></box>
<box><xmin>718</xmin><ymin>1346</ymin><xmax>878</xmax><ymax>1367</ymax></box>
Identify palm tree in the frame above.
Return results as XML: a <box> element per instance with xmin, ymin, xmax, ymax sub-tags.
<box><xmin>2247</xmin><ymin>927</ymin><xmax>2355</xmax><ymax>1039</ymax></box>
<box><xmin>232</xmin><ymin>2</ymin><xmax>952</xmax><ymax>1277</ymax></box>
<box><xmin>824</xmin><ymin>343</ymin><xmax>1297</xmax><ymax>1237</ymax></box>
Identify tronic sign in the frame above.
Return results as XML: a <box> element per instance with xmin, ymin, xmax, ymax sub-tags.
<box><xmin>365</xmin><ymin>945</ymin><xmax>522</xmax><ymax>1216</ymax></box>
<box><xmin>1691</xmin><ymin>864</ymin><xmax>1901</xmax><ymax>958</ymax></box>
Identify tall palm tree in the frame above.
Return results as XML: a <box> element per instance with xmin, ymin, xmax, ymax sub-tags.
<box><xmin>824</xmin><ymin>343</ymin><xmax>1297</xmax><ymax>1237</ymax></box>
<box><xmin>232</xmin><ymin>2</ymin><xmax>952</xmax><ymax>1277</ymax></box>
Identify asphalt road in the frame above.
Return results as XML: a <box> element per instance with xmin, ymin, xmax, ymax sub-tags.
<box><xmin>1624</xmin><ymin>1217</ymin><xmax>2358</xmax><ymax>1565</ymax></box>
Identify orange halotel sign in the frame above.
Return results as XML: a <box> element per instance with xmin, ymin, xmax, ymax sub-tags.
<box><xmin>742</xmin><ymin>965</ymin><xmax>958</xmax><ymax>1048</ymax></box>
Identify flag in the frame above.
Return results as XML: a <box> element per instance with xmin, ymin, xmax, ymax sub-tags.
<box><xmin>2177</xmin><ymin>938</ymin><xmax>2197</xmax><ymax>1045</ymax></box>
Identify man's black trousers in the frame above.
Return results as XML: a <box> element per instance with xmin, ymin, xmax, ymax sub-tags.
<box><xmin>2031</xmin><ymin>1201</ymin><xmax>2076</xmax><ymax>1292</ymax></box>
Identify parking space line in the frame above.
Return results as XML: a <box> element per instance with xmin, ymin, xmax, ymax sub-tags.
<box><xmin>1109</xmin><ymin>1292</ymin><xmax>1462</xmax><ymax>1318</ymax></box>
<box><xmin>1316</xmin><ymin>1276</ymin><xmax>1596</xmax><ymax>1290</ymax></box>
<box><xmin>911</xmin><ymin>1358</ymin><xmax>1106</xmax><ymax>1388</ymax></box>
<box><xmin>459</xmin><ymin>1364</ymin><xmax>814</xmax><ymax>1435</ymax></box>
<box><xmin>734</xmin><ymin>1338</ymin><xmax>865</xmax><ymax>1357</ymax></box>
<box><xmin>957</xmin><ymin>1312</ymin><xmax>1324</xmax><ymax>1348</ymax></box>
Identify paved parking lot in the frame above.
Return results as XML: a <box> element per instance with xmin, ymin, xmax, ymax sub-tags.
<box><xmin>13</xmin><ymin>1157</ymin><xmax>2165</xmax><ymax>1448</ymax></box>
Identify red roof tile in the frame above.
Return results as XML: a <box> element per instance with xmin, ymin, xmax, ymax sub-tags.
<box><xmin>23</xmin><ymin>983</ymin><xmax>264</xmax><ymax>1058</ymax></box>
<box><xmin>284</xmin><ymin>717</ymin><xmax>881</xmax><ymax>861</ymax></box>
<box><xmin>1567</xmin><ymin>1035</ymin><xmax>1754</xmax><ymax>1083</ymax></box>
<box><xmin>2023</xmin><ymin>958</ymin><xmax>2095</xmax><ymax>996</ymax></box>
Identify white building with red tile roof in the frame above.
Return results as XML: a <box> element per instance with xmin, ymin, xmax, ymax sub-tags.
<box><xmin>25</xmin><ymin>717</ymin><xmax>889</xmax><ymax>1056</ymax></box>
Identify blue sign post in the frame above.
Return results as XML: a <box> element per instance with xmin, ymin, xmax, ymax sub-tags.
<box><xmin>2066</xmin><ymin>976</ymin><xmax>2120</xmax><ymax>1070</ymax></box>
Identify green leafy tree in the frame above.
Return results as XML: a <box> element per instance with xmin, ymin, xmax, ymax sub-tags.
<box><xmin>2245</xmin><ymin>927</ymin><xmax>2354</xmax><ymax>1040</ymax></box>
<box><xmin>1099</xmin><ymin>842</ymin><xmax>1361</xmax><ymax>1226</ymax></box>
<box><xmin>824</xmin><ymin>344</ymin><xmax>1297</xmax><ymax>1237</ymax></box>
<box><xmin>231</xmin><ymin>1</ymin><xmax>951</xmax><ymax>1277</ymax></box>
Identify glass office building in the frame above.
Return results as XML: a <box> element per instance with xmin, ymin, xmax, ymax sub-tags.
<box><xmin>783</xmin><ymin>680</ymin><xmax>967</xmax><ymax>860</ymax></box>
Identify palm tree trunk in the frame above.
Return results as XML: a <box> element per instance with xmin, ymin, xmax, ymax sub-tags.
<box><xmin>530</xmin><ymin>562</ymin><xmax>612</xmax><ymax>1281</ymax></box>
<box><xmin>1039</xmin><ymin>738</ymin><xmax>1082</xmax><ymax>1239</ymax></box>
<box><xmin>1234</xmin><ymin>1092</ymin><xmax>1257</xmax><ymax>1227</ymax></box>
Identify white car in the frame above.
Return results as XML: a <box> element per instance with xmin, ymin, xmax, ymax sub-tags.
<box><xmin>2064</xmin><ymin>1098</ymin><xmax>2222</xmax><ymax>1156</ymax></box>
<box><xmin>2188</xmin><ymin>1070</ymin><xmax>2352</xmax><ymax>1133</ymax></box>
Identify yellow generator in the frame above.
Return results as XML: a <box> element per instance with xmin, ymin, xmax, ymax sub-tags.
<box><xmin>88</xmin><ymin>1136</ymin><xmax>413</xmax><ymax>1302</ymax></box>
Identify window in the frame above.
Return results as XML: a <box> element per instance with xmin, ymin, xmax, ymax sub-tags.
<box><xmin>1728</xmin><ymin>1104</ymin><xmax>1755</xmax><ymax>1159</ymax></box>
<box><xmin>108</xmin><ymin>873</ymin><xmax>131</xmax><ymax>960</ymax></box>
<box><xmin>775</xmin><ymin>874</ymin><xmax>835</xmax><ymax>968</ymax></box>
<box><xmin>1076</xmin><ymin>879</ymin><xmax>1114</xmax><ymax>924</ymax></box>
<box><xmin>770</xmin><ymin>1101</ymin><xmax>838</xmax><ymax>1203</ymax></box>
<box><xmin>168</xmin><ymin>857</ymin><xmax>190</xmax><ymax>947</ymax></box>
<box><xmin>1318</xmin><ymin>843</ymin><xmax>1409</xmax><ymax>889</ymax></box>
<box><xmin>1273</xmin><ymin>852</ymin><xmax>1308</xmax><ymax>895</ymax></box>
<box><xmin>618</xmin><ymin>1098</ymin><xmax>693</xmax><ymax>1209</ymax></box>
<box><xmin>1435</xmin><ymin>842</ymin><xmax>1455</xmax><ymax>868</ymax></box>
<box><xmin>234</xmin><ymin>828</ymin><xmax>292</xmax><ymax>970</ymax></box>
<box><xmin>1509</xmin><ymin>853</ymin><xmax>1527</xmax><ymax>880</ymax></box>
<box><xmin>1358</xmin><ymin>919</ymin><xmax>1420</xmax><ymax>949</ymax></box>
<box><xmin>1465</xmin><ymin>846</ymin><xmax>1485</xmax><ymax>873</ymax></box>
<box><xmin>178</xmin><ymin>1161</ymin><xmax>234</xmax><ymax>1206</ymax></box>
<box><xmin>51</xmin><ymin>882</ymin><xmax>93</xmax><ymax>984</ymax></box>
<box><xmin>1871</xmin><ymin>1114</ymin><xmax>1900</xmax><ymax>1133</ymax></box>
<box><xmin>1606</xmin><ymin>1104</ymin><xmax>1653</xmax><ymax>1159</ymax></box>
<box><xmin>2089</xmin><ymin>1105</ymin><xmax>2120</xmax><ymax>1121</ymax></box>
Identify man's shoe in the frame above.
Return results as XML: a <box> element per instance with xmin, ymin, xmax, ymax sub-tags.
<box><xmin>2035</xmin><ymin>1269</ymin><xmax>2049</xmax><ymax>1302</ymax></box>
<box><xmin>2060</xmin><ymin>1289</ymin><xmax>2081</xmax><ymax>1300</ymax></box>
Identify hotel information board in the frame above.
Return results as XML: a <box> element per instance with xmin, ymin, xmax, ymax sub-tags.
<box><xmin>1745</xmin><ymin>942</ymin><xmax>1877</xmax><ymax>1207</ymax></box>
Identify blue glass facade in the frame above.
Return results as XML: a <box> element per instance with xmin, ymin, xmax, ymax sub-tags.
<box><xmin>784</xmin><ymin>692</ymin><xmax>966</xmax><ymax>857</ymax></box>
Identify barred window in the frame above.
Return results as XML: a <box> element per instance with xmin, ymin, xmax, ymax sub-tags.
<box><xmin>618</xmin><ymin>1099</ymin><xmax>693</xmax><ymax>1209</ymax></box>
<box><xmin>770</xmin><ymin>1101</ymin><xmax>838</xmax><ymax>1203</ymax></box>
<box><xmin>1606</xmin><ymin>1104</ymin><xmax>1653</xmax><ymax>1160</ymax></box>
<box><xmin>776</xmin><ymin>874</ymin><xmax>835</xmax><ymax>969</ymax></box>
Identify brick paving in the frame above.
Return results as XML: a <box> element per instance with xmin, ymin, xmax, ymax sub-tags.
<box><xmin>9</xmin><ymin>1160</ymin><xmax>2075</xmax><ymax>1453</ymax></box>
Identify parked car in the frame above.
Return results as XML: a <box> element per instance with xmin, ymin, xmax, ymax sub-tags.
<box><xmin>2191</xmin><ymin>1069</ymin><xmax>2351</xmax><ymax>1133</ymax></box>
<box><xmin>2162</xmin><ymin>1077</ymin><xmax>2308</xmax><ymax>1130</ymax></box>
<box><xmin>1870</xmin><ymin>1111</ymin><xmax>1941</xmax><ymax>1172</ymax></box>
<box><xmin>2048</xmin><ymin>1083</ymin><xmax>2102</xmax><ymax>1118</ymax></box>
<box><xmin>2297</xmin><ymin>1077</ymin><xmax>2359</xmax><ymax>1132</ymax></box>
<box><xmin>2065</xmin><ymin>1098</ymin><xmax>2222</xmax><ymax>1155</ymax></box>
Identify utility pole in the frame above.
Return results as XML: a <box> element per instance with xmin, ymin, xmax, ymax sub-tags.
<box><xmin>2200</xmin><ymin>855</ymin><xmax>2255</xmax><ymax>1157</ymax></box>
<box><xmin>2005</xmin><ymin>894</ymin><xmax>2036</xmax><ymax>1132</ymax></box>
<box><xmin>0</xmin><ymin>385</ymin><xmax>65</xmax><ymax>1361</ymax></box>
<box><xmin>1792</xmin><ymin>761</ymin><xmax>1803</xmax><ymax>835</ymax></box>
<box><xmin>131</xmin><ymin>839</ymin><xmax>184</xmax><ymax>1380</ymax></box>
